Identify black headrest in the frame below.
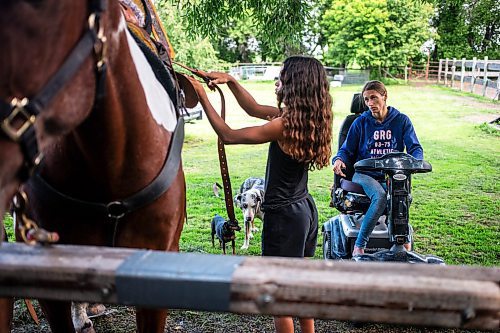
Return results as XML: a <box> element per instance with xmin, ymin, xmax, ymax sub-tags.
<box><xmin>350</xmin><ymin>93</ymin><xmax>368</xmax><ymax>114</ymax></box>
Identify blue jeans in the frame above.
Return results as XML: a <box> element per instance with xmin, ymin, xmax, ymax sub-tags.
<box><xmin>352</xmin><ymin>172</ymin><xmax>387</xmax><ymax>249</ymax></box>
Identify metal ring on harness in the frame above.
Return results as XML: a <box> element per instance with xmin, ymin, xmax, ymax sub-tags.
<box><xmin>106</xmin><ymin>201</ymin><xmax>127</xmax><ymax>219</ymax></box>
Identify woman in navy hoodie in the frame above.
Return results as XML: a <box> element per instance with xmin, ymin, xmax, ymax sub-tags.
<box><xmin>332</xmin><ymin>80</ymin><xmax>423</xmax><ymax>256</ymax></box>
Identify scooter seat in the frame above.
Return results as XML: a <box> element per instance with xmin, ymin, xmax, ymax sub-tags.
<box><xmin>340</xmin><ymin>179</ymin><xmax>366</xmax><ymax>195</ymax></box>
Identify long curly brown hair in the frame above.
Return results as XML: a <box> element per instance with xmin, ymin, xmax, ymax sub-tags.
<box><xmin>277</xmin><ymin>56</ymin><xmax>333</xmax><ymax>170</ymax></box>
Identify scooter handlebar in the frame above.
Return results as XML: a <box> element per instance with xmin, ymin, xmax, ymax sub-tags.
<box><xmin>354</xmin><ymin>152</ymin><xmax>432</xmax><ymax>173</ymax></box>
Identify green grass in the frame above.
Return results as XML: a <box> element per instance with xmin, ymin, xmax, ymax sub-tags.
<box><xmin>3</xmin><ymin>83</ymin><xmax>499</xmax><ymax>267</ymax></box>
<box><xmin>3</xmin><ymin>214</ymin><xmax>13</xmax><ymax>241</ymax></box>
<box><xmin>180</xmin><ymin>82</ymin><xmax>499</xmax><ymax>266</ymax></box>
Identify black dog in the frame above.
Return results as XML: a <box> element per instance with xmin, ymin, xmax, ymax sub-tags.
<box><xmin>211</xmin><ymin>214</ymin><xmax>240</xmax><ymax>255</ymax></box>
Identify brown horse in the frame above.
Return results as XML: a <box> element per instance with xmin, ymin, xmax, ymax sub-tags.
<box><xmin>0</xmin><ymin>1</ymin><xmax>186</xmax><ymax>332</ymax></box>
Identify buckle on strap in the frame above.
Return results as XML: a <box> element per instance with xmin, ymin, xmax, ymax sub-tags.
<box><xmin>1</xmin><ymin>98</ymin><xmax>36</xmax><ymax>142</ymax></box>
<box><xmin>88</xmin><ymin>12</ymin><xmax>107</xmax><ymax>71</ymax></box>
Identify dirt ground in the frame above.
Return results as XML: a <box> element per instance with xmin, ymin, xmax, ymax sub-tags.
<box><xmin>11</xmin><ymin>300</ymin><xmax>490</xmax><ymax>333</ymax></box>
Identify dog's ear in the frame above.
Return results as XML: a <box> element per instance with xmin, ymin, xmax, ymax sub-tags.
<box><xmin>255</xmin><ymin>191</ymin><xmax>264</xmax><ymax>212</ymax></box>
<box><xmin>258</xmin><ymin>189</ymin><xmax>265</xmax><ymax>201</ymax></box>
<box><xmin>234</xmin><ymin>194</ymin><xmax>242</xmax><ymax>206</ymax></box>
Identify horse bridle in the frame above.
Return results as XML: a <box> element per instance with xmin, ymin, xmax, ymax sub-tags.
<box><xmin>0</xmin><ymin>0</ymin><xmax>107</xmax><ymax>244</ymax></box>
<box><xmin>0</xmin><ymin>0</ymin><xmax>108</xmax><ymax>181</ymax></box>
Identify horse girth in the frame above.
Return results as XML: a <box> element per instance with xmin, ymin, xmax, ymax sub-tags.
<box><xmin>28</xmin><ymin>118</ymin><xmax>184</xmax><ymax>221</ymax></box>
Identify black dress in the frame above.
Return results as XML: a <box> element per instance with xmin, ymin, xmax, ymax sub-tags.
<box><xmin>261</xmin><ymin>141</ymin><xmax>318</xmax><ymax>257</ymax></box>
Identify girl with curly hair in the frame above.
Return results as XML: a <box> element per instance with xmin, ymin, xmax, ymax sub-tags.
<box><xmin>187</xmin><ymin>55</ymin><xmax>332</xmax><ymax>333</ymax></box>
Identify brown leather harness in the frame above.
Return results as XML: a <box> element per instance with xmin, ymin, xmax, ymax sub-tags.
<box><xmin>1</xmin><ymin>0</ymin><xmax>186</xmax><ymax>247</ymax></box>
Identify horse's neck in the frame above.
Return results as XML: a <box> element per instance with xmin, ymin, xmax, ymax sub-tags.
<box><xmin>44</xmin><ymin>17</ymin><xmax>177</xmax><ymax>198</ymax></box>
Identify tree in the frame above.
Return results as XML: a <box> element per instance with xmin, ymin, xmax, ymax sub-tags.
<box><xmin>209</xmin><ymin>14</ymin><xmax>261</xmax><ymax>63</ymax></box>
<box><xmin>208</xmin><ymin>10</ymin><xmax>321</xmax><ymax>63</ymax></box>
<box><xmin>430</xmin><ymin>0</ymin><xmax>500</xmax><ymax>59</ymax></box>
<box><xmin>156</xmin><ymin>1</ymin><xmax>225</xmax><ymax>69</ymax></box>
<box><xmin>320</xmin><ymin>0</ymin><xmax>434</xmax><ymax>71</ymax></box>
<box><xmin>174</xmin><ymin>0</ymin><xmax>312</xmax><ymax>58</ymax></box>
<box><xmin>162</xmin><ymin>0</ymin><xmax>329</xmax><ymax>63</ymax></box>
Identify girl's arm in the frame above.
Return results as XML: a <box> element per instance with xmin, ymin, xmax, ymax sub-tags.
<box><xmin>188</xmin><ymin>76</ymin><xmax>284</xmax><ymax>145</ymax></box>
<box><xmin>206</xmin><ymin>72</ymin><xmax>280</xmax><ymax>120</ymax></box>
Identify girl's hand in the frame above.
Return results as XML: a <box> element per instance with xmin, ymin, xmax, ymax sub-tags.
<box><xmin>185</xmin><ymin>75</ymin><xmax>207</xmax><ymax>99</ymax></box>
<box><xmin>333</xmin><ymin>159</ymin><xmax>346</xmax><ymax>177</ymax></box>
<box><xmin>206</xmin><ymin>72</ymin><xmax>234</xmax><ymax>87</ymax></box>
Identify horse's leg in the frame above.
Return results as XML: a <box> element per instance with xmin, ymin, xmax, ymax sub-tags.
<box><xmin>136</xmin><ymin>308</ymin><xmax>167</xmax><ymax>333</ymax></box>
<box><xmin>72</xmin><ymin>302</ymin><xmax>97</xmax><ymax>333</ymax></box>
<box><xmin>39</xmin><ymin>299</ymin><xmax>75</xmax><ymax>333</ymax></box>
<box><xmin>0</xmin><ymin>229</ymin><xmax>13</xmax><ymax>333</ymax></box>
<box><xmin>0</xmin><ymin>298</ymin><xmax>13</xmax><ymax>333</ymax></box>
<box><xmin>117</xmin><ymin>173</ymin><xmax>186</xmax><ymax>333</ymax></box>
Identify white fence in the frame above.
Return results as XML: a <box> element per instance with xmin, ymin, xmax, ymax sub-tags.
<box><xmin>438</xmin><ymin>57</ymin><xmax>500</xmax><ymax>100</ymax></box>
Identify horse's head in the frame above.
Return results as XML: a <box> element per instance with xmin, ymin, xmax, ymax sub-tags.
<box><xmin>0</xmin><ymin>0</ymin><xmax>119</xmax><ymax>220</ymax></box>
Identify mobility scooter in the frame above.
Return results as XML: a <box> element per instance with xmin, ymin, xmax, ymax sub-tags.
<box><xmin>322</xmin><ymin>94</ymin><xmax>444</xmax><ymax>264</ymax></box>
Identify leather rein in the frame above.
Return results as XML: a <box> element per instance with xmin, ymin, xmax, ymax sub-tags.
<box><xmin>1</xmin><ymin>0</ymin><xmax>184</xmax><ymax>246</ymax></box>
<box><xmin>173</xmin><ymin>62</ymin><xmax>241</xmax><ymax>252</ymax></box>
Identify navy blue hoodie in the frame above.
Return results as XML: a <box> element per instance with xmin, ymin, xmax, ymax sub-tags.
<box><xmin>333</xmin><ymin>106</ymin><xmax>423</xmax><ymax>180</ymax></box>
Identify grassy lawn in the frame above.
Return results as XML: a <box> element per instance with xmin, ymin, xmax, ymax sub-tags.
<box><xmin>180</xmin><ymin>82</ymin><xmax>499</xmax><ymax>266</ymax></box>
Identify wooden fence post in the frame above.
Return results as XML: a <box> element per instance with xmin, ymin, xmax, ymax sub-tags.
<box><xmin>425</xmin><ymin>51</ymin><xmax>430</xmax><ymax>81</ymax></box>
<box><xmin>451</xmin><ymin>58</ymin><xmax>456</xmax><ymax>88</ymax></box>
<box><xmin>444</xmin><ymin>58</ymin><xmax>449</xmax><ymax>85</ymax></box>
<box><xmin>471</xmin><ymin>57</ymin><xmax>477</xmax><ymax>93</ymax></box>
<box><xmin>438</xmin><ymin>59</ymin><xmax>442</xmax><ymax>83</ymax></box>
<box><xmin>404</xmin><ymin>66</ymin><xmax>408</xmax><ymax>83</ymax></box>
<box><xmin>496</xmin><ymin>73</ymin><xmax>500</xmax><ymax>100</ymax></box>
<box><xmin>460</xmin><ymin>58</ymin><xmax>466</xmax><ymax>91</ymax></box>
<box><xmin>482</xmin><ymin>56</ymin><xmax>489</xmax><ymax>96</ymax></box>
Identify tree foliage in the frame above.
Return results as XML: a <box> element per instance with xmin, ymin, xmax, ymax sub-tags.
<box><xmin>207</xmin><ymin>9</ymin><xmax>323</xmax><ymax>63</ymax></box>
<box><xmin>430</xmin><ymin>0</ymin><xmax>500</xmax><ymax>59</ymax></box>
<box><xmin>158</xmin><ymin>0</ymin><xmax>499</xmax><ymax>67</ymax></box>
<box><xmin>173</xmin><ymin>0</ymin><xmax>312</xmax><ymax>59</ymax></box>
<box><xmin>208</xmin><ymin>14</ymin><xmax>261</xmax><ymax>63</ymax></box>
<box><xmin>156</xmin><ymin>0</ymin><xmax>225</xmax><ymax>69</ymax></box>
<box><xmin>320</xmin><ymin>0</ymin><xmax>434</xmax><ymax>69</ymax></box>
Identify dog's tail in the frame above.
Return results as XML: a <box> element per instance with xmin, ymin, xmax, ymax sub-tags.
<box><xmin>212</xmin><ymin>182</ymin><xmax>222</xmax><ymax>197</ymax></box>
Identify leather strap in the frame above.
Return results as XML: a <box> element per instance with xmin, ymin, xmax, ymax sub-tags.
<box><xmin>28</xmin><ymin>117</ymin><xmax>184</xmax><ymax>220</ymax></box>
<box><xmin>173</xmin><ymin>62</ymin><xmax>238</xmax><ymax>226</ymax></box>
<box><xmin>214</xmin><ymin>85</ymin><xmax>236</xmax><ymax>224</ymax></box>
